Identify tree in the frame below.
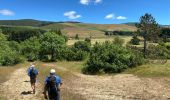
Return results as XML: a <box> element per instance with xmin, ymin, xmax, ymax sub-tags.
<box><xmin>39</xmin><ymin>32</ymin><xmax>66</xmax><ymax>61</ymax></box>
<box><xmin>21</xmin><ymin>37</ymin><xmax>40</xmax><ymax>61</ymax></box>
<box><xmin>75</xmin><ymin>34</ymin><xmax>79</xmax><ymax>40</ymax></box>
<box><xmin>130</xmin><ymin>35</ymin><xmax>140</xmax><ymax>45</ymax></box>
<box><xmin>136</xmin><ymin>13</ymin><xmax>160</xmax><ymax>58</ymax></box>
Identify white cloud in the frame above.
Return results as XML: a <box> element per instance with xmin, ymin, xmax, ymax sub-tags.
<box><xmin>0</xmin><ymin>9</ymin><xmax>15</xmax><ymax>16</ymax></box>
<box><xmin>64</xmin><ymin>11</ymin><xmax>81</xmax><ymax>19</ymax></box>
<box><xmin>80</xmin><ymin>0</ymin><xmax>90</xmax><ymax>5</ymax></box>
<box><xmin>116</xmin><ymin>16</ymin><xmax>127</xmax><ymax>20</ymax></box>
<box><xmin>80</xmin><ymin>0</ymin><xmax>102</xmax><ymax>5</ymax></box>
<box><xmin>94</xmin><ymin>0</ymin><xmax>102</xmax><ymax>4</ymax></box>
<box><xmin>105</xmin><ymin>13</ymin><xmax>115</xmax><ymax>19</ymax></box>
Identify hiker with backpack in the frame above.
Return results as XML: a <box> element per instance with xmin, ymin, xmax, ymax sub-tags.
<box><xmin>43</xmin><ymin>69</ymin><xmax>62</xmax><ymax>100</ymax></box>
<box><xmin>28</xmin><ymin>64</ymin><xmax>39</xmax><ymax>94</ymax></box>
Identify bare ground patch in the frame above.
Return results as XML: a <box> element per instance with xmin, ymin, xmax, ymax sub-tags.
<box><xmin>0</xmin><ymin>68</ymin><xmax>42</xmax><ymax>100</ymax></box>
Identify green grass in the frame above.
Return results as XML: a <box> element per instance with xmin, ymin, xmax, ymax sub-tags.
<box><xmin>124</xmin><ymin>60</ymin><xmax>170</xmax><ymax>77</ymax></box>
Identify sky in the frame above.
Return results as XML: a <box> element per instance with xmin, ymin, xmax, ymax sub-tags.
<box><xmin>0</xmin><ymin>0</ymin><xmax>170</xmax><ymax>24</ymax></box>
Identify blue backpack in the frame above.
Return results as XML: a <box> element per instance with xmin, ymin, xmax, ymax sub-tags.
<box><xmin>30</xmin><ymin>68</ymin><xmax>37</xmax><ymax>79</ymax></box>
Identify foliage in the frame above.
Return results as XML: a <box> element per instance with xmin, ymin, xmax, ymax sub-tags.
<box><xmin>74</xmin><ymin>41</ymin><xmax>91</xmax><ymax>52</ymax></box>
<box><xmin>0</xmin><ymin>26</ymin><xmax>46</xmax><ymax>42</ymax></box>
<box><xmin>21</xmin><ymin>37</ymin><xmax>40</xmax><ymax>61</ymax></box>
<box><xmin>84</xmin><ymin>38</ymin><xmax>91</xmax><ymax>44</ymax></box>
<box><xmin>75</xmin><ymin>34</ymin><xmax>79</xmax><ymax>40</ymax></box>
<box><xmin>160</xmin><ymin>28</ymin><xmax>170</xmax><ymax>42</ymax></box>
<box><xmin>82</xmin><ymin>41</ymin><xmax>145</xmax><ymax>74</ymax></box>
<box><xmin>113</xmin><ymin>36</ymin><xmax>124</xmax><ymax>46</ymax></box>
<box><xmin>62</xmin><ymin>41</ymin><xmax>91</xmax><ymax>61</ymax></box>
<box><xmin>0</xmin><ymin>33</ymin><xmax>24</xmax><ymax>66</ymax></box>
<box><xmin>39</xmin><ymin>32</ymin><xmax>66</xmax><ymax>61</ymax></box>
<box><xmin>104</xmin><ymin>31</ymin><xmax>134</xmax><ymax>36</ymax></box>
<box><xmin>136</xmin><ymin>13</ymin><xmax>160</xmax><ymax>57</ymax></box>
<box><xmin>147</xmin><ymin>43</ymin><xmax>170</xmax><ymax>59</ymax></box>
<box><xmin>130</xmin><ymin>35</ymin><xmax>140</xmax><ymax>45</ymax></box>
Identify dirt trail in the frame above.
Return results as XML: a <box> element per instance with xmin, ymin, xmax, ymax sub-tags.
<box><xmin>0</xmin><ymin>66</ymin><xmax>170</xmax><ymax>100</ymax></box>
<box><xmin>0</xmin><ymin>68</ymin><xmax>42</xmax><ymax>100</ymax></box>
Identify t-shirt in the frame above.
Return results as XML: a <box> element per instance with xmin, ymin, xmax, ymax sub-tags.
<box><xmin>45</xmin><ymin>75</ymin><xmax>62</xmax><ymax>87</ymax></box>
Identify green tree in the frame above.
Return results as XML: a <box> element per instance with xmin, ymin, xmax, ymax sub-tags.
<box><xmin>130</xmin><ymin>35</ymin><xmax>140</xmax><ymax>45</ymax></box>
<box><xmin>21</xmin><ymin>37</ymin><xmax>40</xmax><ymax>61</ymax></box>
<box><xmin>40</xmin><ymin>32</ymin><xmax>66</xmax><ymax>61</ymax></box>
<box><xmin>75</xmin><ymin>34</ymin><xmax>79</xmax><ymax>40</ymax></box>
<box><xmin>136</xmin><ymin>13</ymin><xmax>160</xmax><ymax>58</ymax></box>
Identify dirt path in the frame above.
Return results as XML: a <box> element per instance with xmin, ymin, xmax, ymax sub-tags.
<box><xmin>0</xmin><ymin>68</ymin><xmax>42</xmax><ymax>100</ymax></box>
<box><xmin>67</xmin><ymin>74</ymin><xmax>170</xmax><ymax>100</ymax></box>
<box><xmin>0</xmin><ymin>66</ymin><xmax>170</xmax><ymax>100</ymax></box>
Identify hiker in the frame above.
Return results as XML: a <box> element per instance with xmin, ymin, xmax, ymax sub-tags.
<box><xmin>28</xmin><ymin>64</ymin><xmax>39</xmax><ymax>94</ymax></box>
<box><xmin>43</xmin><ymin>69</ymin><xmax>62</xmax><ymax>100</ymax></box>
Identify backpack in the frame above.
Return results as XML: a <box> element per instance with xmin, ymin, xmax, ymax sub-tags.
<box><xmin>47</xmin><ymin>76</ymin><xmax>59</xmax><ymax>92</ymax></box>
<box><xmin>30</xmin><ymin>68</ymin><xmax>37</xmax><ymax>79</ymax></box>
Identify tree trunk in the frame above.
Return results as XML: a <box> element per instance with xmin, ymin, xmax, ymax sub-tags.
<box><xmin>143</xmin><ymin>35</ymin><xmax>147</xmax><ymax>58</ymax></box>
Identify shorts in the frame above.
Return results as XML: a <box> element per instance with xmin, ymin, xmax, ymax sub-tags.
<box><xmin>30</xmin><ymin>78</ymin><xmax>36</xmax><ymax>84</ymax></box>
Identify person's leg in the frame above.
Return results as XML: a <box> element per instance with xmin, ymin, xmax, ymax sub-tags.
<box><xmin>56</xmin><ymin>92</ymin><xmax>60</xmax><ymax>100</ymax></box>
<box><xmin>32</xmin><ymin>83</ymin><xmax>35</xmax><ymax>94</ymax></box>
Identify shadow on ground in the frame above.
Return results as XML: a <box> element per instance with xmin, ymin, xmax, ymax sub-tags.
<box><xmin>23</xmin><ymin>80</ymin><xmax>30</xmax><ymax>82</ymax></box>
<box><xmin>21</xmin><ymin>91</ymin><xmax>32</xmax><ymax>95</ymax></box>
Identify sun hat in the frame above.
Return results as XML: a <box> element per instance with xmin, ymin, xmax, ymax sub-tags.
<box><xmin>50</xmin><ymin>69</ymin><xmax>56</xmax><ymax>74</ymax></box>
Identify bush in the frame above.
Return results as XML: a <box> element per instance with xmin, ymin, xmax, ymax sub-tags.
<box><xmin>0</xmin><ymin>34</ymin><xmax>24</xmax><ymax>66</ymax></box>
<box><xmin>74</xmin><ymin>41</ymin><xmax>91</xmax><ymax>52</ymax></box>
<box><xmin>113</xmin><ymin>37</ymin><xmax>124</xmax><ymax>46</ymax></box>
<box><xmin>84</xmin><ymin>38</ymin><xmax>91</xmax><ymax>44</ymax></box>
<box><xmin>61</xmin><ymin>41</ymin><xmax>90</xmax><ymax>61</ymax></box>
<box><xmin>75</xmin><ymin>34</ymin><xmax>79</xmax><ymax>40</ymax></box>
<box><xmin>130</xmin><ymin>35</ymin><xmax>140</xmax><ymax>45</ymax></box>
<box><xmin>148</xmin><ymin>43</ymin><xmax>170</xmax><ymax>59</ymax></box>
<box><xmin>82</xmin><ymin>41</ymin><xmax>145</xmax><ymax>74</ymax></box>
<box><xmin>39</xmin><ymin>32</ymin><xmax>66</xmax><ymax>61</ymax></box>
<box><xmin>21</xmin><ymin>37</ymin><xmax>40</xmax><ymax>61</ymax></box>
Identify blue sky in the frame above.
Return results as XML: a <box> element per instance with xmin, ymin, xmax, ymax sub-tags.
<box><xmin>0</xmin><ymin>0</ymin><xmax>170</xmax><ymax>24</ymax></box>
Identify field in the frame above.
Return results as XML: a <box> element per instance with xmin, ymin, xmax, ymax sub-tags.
<box><xmin>67</xmin><ymin>36</ymin><xmax>133</xmax><ymax>45</ymax></box>
<box><xmin>41</xmin><ymin>23</ymin><xmax>136</xmax><ymax>38</ymax></box>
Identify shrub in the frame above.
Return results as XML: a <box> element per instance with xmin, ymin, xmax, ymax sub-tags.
<box><xmin>148</xmin><ymin>43</ymin><xmax>170</xmax><ymax>59</ymax></box>
<box><xmin>75</xmin><ymin>34</ymin><xmax>79</xmax><ymax>40</ymax></box>
<box><xmin>130</xmin><ymin>35</ymin><xmax>140</xmax><ymax>45</ymax></box>
<box><xmin>74</xmin><ymin>41</ymin><xmax>91</xmax><ymax>52</ymax></box>
<box><xmin>84</xmin><ymin>38</ymin><xmax>91</xmax><ymax>44</ymax></box>
<box><xmin>21</xmin><ymin>37</ymin><xmax>40</xmax><ymax>61</ymax></box>
<box><xmin>113</xmin><ymin>37</ymin><xmax>124</xmax><ymax>46</ymax></box>
<box><xmin>82</xmin><ymin>41</ymin><xmax>145</xmax><ymax>74</ymax></box>
<box><xmin>39</xmin><ymin>32</ymin><xmax>66</xmax><ymax>61</ymax></box>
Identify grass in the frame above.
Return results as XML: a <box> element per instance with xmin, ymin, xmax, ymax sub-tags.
<box><xmin>67</xmin><ymin>36</ymin><xmax>132</xmax><ymax>46</ymax></box>
<box><xmin>0</xmin><ymin>62</ymin><xmax>29</xmax><ymax>83</ymax></box>
<box><xmin>124</xmin><ymin>60</ymin><xmax>170</xmax><ymax>77</ymax></box>
<box><xmin>33</xmin><ymin>61</ymin><xmax>86</xmax><ymax>100</ymax></box>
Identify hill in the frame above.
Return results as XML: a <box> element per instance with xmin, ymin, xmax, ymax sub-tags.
<box><xmin>0</xmin><ymin>19</ymin><xmax>54</xmax><ymax>27</ymax></box>
<box><xmin>0</xmin><ymin>19</ymin><xmax>137</xmax><ymax>38</ymax></box>
<box><xmin>41</xmin><ymin>23</ymin><xmax>136</xmax><ymax>38</ymax></box>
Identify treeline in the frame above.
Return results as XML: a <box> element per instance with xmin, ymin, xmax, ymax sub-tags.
<box><xmin>0</xmin><ymin>26</ymin><xmax>46</xmax><ymax>42</ymax></box>
<box><xmin>104</xmin><ymin>31</ymin><xmax>133</xmax><ymax>36</ymax></box>
<box><xmin>104</xmin><ymin>28</ymin><xmax>170</xmax><ymax>43</ymax></box>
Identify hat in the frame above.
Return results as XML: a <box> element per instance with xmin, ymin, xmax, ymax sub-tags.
<box><xmin>30</xmin><ymin>64</ymin><xmax>35</xmax><ymax>67</ymax></box>
<box><xmin>50</xmin><ymin>69</ymin><xmax>56</xmax><ymax>74</ymax></box>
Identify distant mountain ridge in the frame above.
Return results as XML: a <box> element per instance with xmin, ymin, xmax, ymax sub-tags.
<box><xmin>0</xmin><ymin>19</ymin><xmax>55</xmax><ymax>27</ymax></box>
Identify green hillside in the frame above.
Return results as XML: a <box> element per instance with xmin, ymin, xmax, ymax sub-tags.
<box><xmin>0</xmin><ymin>19</ymin><xmax>137</xmax><ymax>38</ymax></box>
<box><xmin>0</xmin><ymin>19</ymin><xmax>54</xmax><ymax>27</ymax></box>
